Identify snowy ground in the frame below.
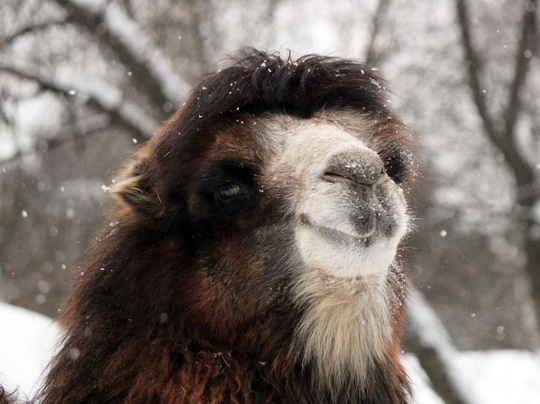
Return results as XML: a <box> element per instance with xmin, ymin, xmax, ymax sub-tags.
<box><xmin>1</xmin><ymin>301</ymin><xmax>540</xmax><ymax>403</ymax></box>
<box><xmin>0</xmin><ymin>302</ymin><xmax>60</xmax><ymax>399</ymax></box>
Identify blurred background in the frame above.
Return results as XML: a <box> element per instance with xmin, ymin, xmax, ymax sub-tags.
<box><xmin>0</xmin><ymin>0</ymin><xmax>539</xmax><ymax>401</ymax></box>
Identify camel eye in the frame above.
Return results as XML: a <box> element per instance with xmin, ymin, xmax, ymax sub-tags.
<box><xmin>384</xmin><ymin>154</ymin><xmax>407</xmax><ymax>184</ymax></box>
<box><xmin>217</xmin><ymin>182</ymin><xmax>244</xmax><ymax>200</ymax></box>
<box><xmin>200</xmin><ymin>161</ymin><xmax>255</xmax><ymax>211</ymax></box>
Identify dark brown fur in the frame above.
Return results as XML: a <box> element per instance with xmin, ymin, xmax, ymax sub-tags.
<box><xmin>34</xmin><ymin>49</ymin><xmax>415</xmax><ymax>403</ymax></box>
<box><xmin>0</xmin><ymin>387</ymin><xmax>14</xmax><ymax>404</ymax></box>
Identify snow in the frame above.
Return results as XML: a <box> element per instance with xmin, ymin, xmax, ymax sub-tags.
<box><xmin>405</xmin><ymin>350</ymin><xmax>540</xmax><ymax>404</ymax></box>
<box><xmin>1</xmin><ymin>302</ymin><xmax>540</xmax><ymax>402</ymax></box>
<box><xmin>15</xmin><ymin>93</ymin><xmax>64</xmax><ymax>142</ymax></box>
<box><xmin>0</xmin><ymin>302</ymin><xmax>60</xmax><ymax>399</ymax></box>
<box><xmin>458</xmin><ymin>350</ymin><xmax>540</xmax><ymax>404</ymax></box>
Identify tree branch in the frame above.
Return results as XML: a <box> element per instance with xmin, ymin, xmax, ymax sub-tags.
<box><xmin>0</xmin><ymin>20</ymin><xmax>68</xmax><ymax>47</ymax></box>
<box><xmin>455</xmin><ymin>0</ymin><xmax>536</xmax><ymax>200</ymax></box>
<box><xmin>455</xmin><ymin>0</ymin><xmax>500</xmax><ymax>142</ymax></box>
<box><xmin>0</xmin><ymin>64</ymin><xmax>158</xmax><ymax>143</ymax></box>
<box><xmin>52</xmin><ymin>0</ymin><xmax>190</xmax><ymax>114</ymax></box>
<box><xmin>188</xmin><ymin>0</ymin><xmax>213</xmax><ymax>73</ymax></box>
<box><xmin>365</xmin><ymin>0</ymin><xmax>391</xmax><ymax>67</ymax></box>
<box><xmin>504</xmin><ymin>0</ymin><xmax>538</xmax><ymax>137</ymax></box>
<box><xmin>407</xmin><ymin>285</ymin><xmax>474</xmax><ymax>404</ymax></box>
<box><xmin>0</xmin><ymin>118</ymin><xmax>108</xmax><ymax>167</ymax></box>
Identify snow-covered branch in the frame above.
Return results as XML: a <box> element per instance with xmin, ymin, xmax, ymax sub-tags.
<box><xmin>407</xmin><ymin>285</ymin><xmax>474</xmax><ymax>404</ymax></box>
<box><xmin>0</xmin><ymin>64</ymin><xmax>158</xmax><ymax>142</ymax></box>
<box><xmin>0</xmin><ymin>20</ymin><xmax>68</xmax><ymax>47</ymax></box>
<box><xmin>53</xmin><ymin>0</ymin><xmax>190</xmax><ymax>111</ymax></box>
<box><xmin>0</xmin><ymin>114</ymin><xmax>113</xmax><ymax>166</ymax></box>
<box><xmin>102</xmin><ymin>1</ymin><xmax>191</xmax><ymax>103</ymax></box>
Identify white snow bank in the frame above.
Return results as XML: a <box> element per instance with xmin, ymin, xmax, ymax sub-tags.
<box><xmin>458</xmin><ymin>349</ymin><xmax>540</xmax><ymax>404</ymax></box>
<box><xmin>404</xmin><ymin>350</ymin><xmax>540</xmax><ymax>404</ymax></box>
<box><xmin>0</xmin><ymin>302</ymin><xmax>60</xmax><ymax>399</ymax></box>
<box><xmin>1</xmin><ymin>302</ymin><xmax>540</xmax><ymax>403</ymax></box>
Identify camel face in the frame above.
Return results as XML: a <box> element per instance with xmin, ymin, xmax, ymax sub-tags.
<box><xmin>262</xmin><ymin>116</ymin><xmax>409</xmax><ymax>280</ymax></box>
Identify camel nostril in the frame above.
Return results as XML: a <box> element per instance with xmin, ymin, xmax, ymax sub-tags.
<box><xmin>322</xmin><ymin>170</ymin><xmax>353</xmax><ymax>183</ymax></box>
<box><xmin>323</xmin><ymin>152</ymin><xmax>385</xmax><ymax>187</ymax></box>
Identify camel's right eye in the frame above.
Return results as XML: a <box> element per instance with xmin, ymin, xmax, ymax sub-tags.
<box><xmin>218</xmin><ymin>182</ymin><xmax>244</xmax><ymax>200</ymax></box>
<box><xmin>199</xmin><ymin>161</ymin><xmax>256</xmax><ymax>212</ymax></box>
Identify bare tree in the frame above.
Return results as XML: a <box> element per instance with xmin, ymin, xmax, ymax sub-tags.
<box><xmin>455</xmin><ymin>0</ymin><xmax>540</xmax><ymax>338</ymax></box>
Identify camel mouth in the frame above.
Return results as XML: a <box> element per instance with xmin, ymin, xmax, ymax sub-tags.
<box><xmin>298</xmin><ymin>214</ymin><xmax>376</xmax><ymax>247</ymax></box>
<box><xmin>296</xmin><ymin>213</ymin><xmax>399</xmax><ymax>278</ymax></box>
<box><xmin>315</xmin><ymin>226</ymin><xmax>374</xmax><ymax>248</ymax></box>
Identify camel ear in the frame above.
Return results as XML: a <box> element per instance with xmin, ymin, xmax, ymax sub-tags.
<box><xmin>112</xmin><ymin>152</ymin><xmax>164</xmax><ymax>219</ymax></box>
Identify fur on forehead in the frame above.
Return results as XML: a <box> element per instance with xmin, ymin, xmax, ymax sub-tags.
<box><xmin>152</xmin><ymin>48</ymin><xmax>398</xmax><ymax>159</ymax></box>
<box><xmin>195</xmin><ymin>48</ymin><xmax>391</xmax><ymax>118</ymax></box>
<box><xmin>254</xmin><ymin>109</ymin><xmax>406</xmax><ymax>147</ymax></box>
